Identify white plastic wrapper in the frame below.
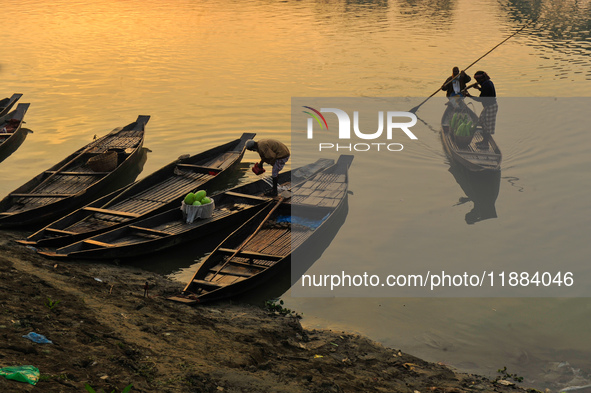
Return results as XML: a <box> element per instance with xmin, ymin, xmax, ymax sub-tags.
<box><xmin>180</xmin><ymin>198</ymin><xmax>215</xmax><ymax>224</ymax></box>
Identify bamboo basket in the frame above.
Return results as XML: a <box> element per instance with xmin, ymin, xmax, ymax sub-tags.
<box><xmin>453</xmin><ymin>133</ymin><xmax>474</xmax><ymax>148</ymax></box>
<box><xmin>87</xmin><ymin>150</ymin><xmax>118</xmax><ymax>172</ymax></box>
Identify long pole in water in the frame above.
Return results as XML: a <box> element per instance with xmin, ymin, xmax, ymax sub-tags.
<box><xmin>409</xmin><ymin>18</ymin><xmax>538</xmax><ymax>114</ymax></box>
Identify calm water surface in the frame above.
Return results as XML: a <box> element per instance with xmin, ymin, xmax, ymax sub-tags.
<box><xmin>2</xmin><ymin>0</ymin><xmax>591</xmax><ymax>390</ymax></box>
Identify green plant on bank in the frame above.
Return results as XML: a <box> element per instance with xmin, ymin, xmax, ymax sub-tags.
<box><xmin>45</xmin><ymin>296</ymin><xmax>61</xmax><ymax>311</ymax></box>
<box><xmin>496</xmin><ymin>366</ymin><xmax>524</xmax><ymax>382</ymax></box>
<box><xmin>264</xmin><ymin>299</ymin><xmax>301</xmax><ymax>318</ymax></box>
<box><xmin>84</xmin><ymin>383</ymin><xmax>133</xmax><ymax>393</ymax></box>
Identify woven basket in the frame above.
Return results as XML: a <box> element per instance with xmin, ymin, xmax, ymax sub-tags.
<box><xmin>454</xmin><ymin>133</ymin><xmax>474</xmax><ymax>148</ymax></box>
<box><xmin>87</xmin><ymin>150</ymin><xmax>118</xmax><ymax>172</ymax></box>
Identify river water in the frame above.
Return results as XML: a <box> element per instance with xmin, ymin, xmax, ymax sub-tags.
<box><xmin>1</xmin><ymin>0</ymin><xmax>591</xmax><ymax>390</ymax></box>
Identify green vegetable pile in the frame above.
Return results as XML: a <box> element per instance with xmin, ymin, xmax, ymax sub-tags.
<box><xmin>450</xmin><ymin>112</ymin><xmax>474</xmax><ymax>137</ymax></box>
<box><xmin>184</xmin><ymin>190</ymin><xmax>212</xmax><ymax>206</ymax></box>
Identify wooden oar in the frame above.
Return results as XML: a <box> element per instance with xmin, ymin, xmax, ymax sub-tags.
<box><xmin>409</xmin><ymin>18</ymin><xmax>537</xmax><ymax>114</ymax></box>
<box><xmin>209</xmin><ymin>197</ymin><xmax>285</xmax><ymax>281</ymax></box>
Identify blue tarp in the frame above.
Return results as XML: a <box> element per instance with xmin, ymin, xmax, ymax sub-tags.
<box><xmin>276</xmin><ymin>214</ymin><xmax>329</xmax><ymax>230</ymax></box>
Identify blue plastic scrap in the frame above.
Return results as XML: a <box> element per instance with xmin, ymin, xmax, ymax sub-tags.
<box><xmin>276</xmin><ymin>214</ymin><xmax>330</xmax><ymax>229</ymax></box>
<box><xmin>22</xmin><ymin>332</ymin><xmax>53</xmax><ymax>344</ymax></box>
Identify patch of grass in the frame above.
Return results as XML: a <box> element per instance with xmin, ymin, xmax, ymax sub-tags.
<box><xmin>45</xmin><ymin>296</ymin><xmax>61</xmax><ymax>311</ymax></box>
<box><xmin>496</xmin><ymin>366</ymin><xmax>524</xmax><ymax>382</ymax></box>
<box><xmin>264</xmin><ymin>299</ymin><xmax>301</xmax><ymax>318</ymax></box>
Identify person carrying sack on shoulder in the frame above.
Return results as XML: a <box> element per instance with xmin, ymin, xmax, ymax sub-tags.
<box><xmin>245</xmin><ymin>139</ymin><xmax>290</xmax><ymax>196</ymax></box>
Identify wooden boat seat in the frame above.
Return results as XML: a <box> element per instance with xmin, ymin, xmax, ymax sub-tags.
<box><xmin>45</xmin><ymin>228</ymin><xmax>78</xmax><ymax>235</ymax></box>
<box><xmin>82</xmin><ymin>207</ymin><xmax>141</xmax><ymax>218</ymax></box>
<box><xmin>191</xmin><ymin>279</ymin><xmax>222</xmax><ymax>288</ymax></box>
<box><xmin>223</xmin><ymin>191</ymin><xmax>271</xmax><ymax>201</ymax></box>
<box><xmin>167</xmin><ymin>296</ymin><xmax>197</xmax><ymax>304</ymax></box>
<box><xmin>217</xmin><ymin>248</ymin><xmax>284</xmax><ymax>261</ymax></box>
<box><xmin>223</xmin><ymin>259</ymin><xmax>266</xmax><ymax>269</ymax></box>
<box><xmin>10</xmin><ymin>193</ymin><xmax>76</xmax><ymax>198</ymax></box>
<box><xmin>209</xmin><ymin>268</ymin><xmax>253</xmax><ymax>278</ymax></box>
<box><xmin>83</xmin><ymin>239</ymin><xmax>114</xmax><ymax>248</ymax></box>
<box><xmin>176</xmin><ymin>164</ymin><xmax>222</xmax><ymax>174</ymax></box>
<box><xmin>461</xmin><ymin>156</ymin><xmax>499</xmax><ymax>165</ymax></box>
<box><xmin>128</xmin><ymin>225</ymin><xmax>171</xmax><ymax>236</ymax></box>
<box><xmin>459</xmin><ymin>148</ymin><xmax>498</xmax><ymax>156</ymax></box>
<box><xmin>44</xmin><ymin>171</ymin><xmax>110</xmax><ymax>176</ymax></box>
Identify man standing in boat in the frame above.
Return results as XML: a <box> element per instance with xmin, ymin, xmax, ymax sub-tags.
<box><xmin>245</xmin><ymin>139</ymin><xmax>290</xmax><ymax>196</ymax></box>
<box><xmin>441</xmin><ymin>67</ymin><xmax>471</xmax><ymax>98</ymax></box>
<box><xmin>464</xmin><ymin>71</ymin><xmax>497</xmax><ymax>149</ymax></box>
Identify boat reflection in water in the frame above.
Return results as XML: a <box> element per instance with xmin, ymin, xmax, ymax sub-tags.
<box><xmin>448</xmin><ymin>163</ymin><xmax>501</xmax><ymax>225</ymax></box>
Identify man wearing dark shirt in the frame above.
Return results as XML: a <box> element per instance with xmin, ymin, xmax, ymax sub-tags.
<box><xmin>465</xmin><ymin>71</ymin><xmax>497</xmax><ymax>149</ymax></box>
<box><xmin>441</xmin><ymin>66</ymin><xmax>471</xmax><ymax>98</ymax></box>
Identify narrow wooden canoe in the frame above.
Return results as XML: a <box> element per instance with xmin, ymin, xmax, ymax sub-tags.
<box><xmin>21</xmin><ymin>133</ymin><xmax>255</xmax><ymax>246</ymax></box>
<box><xmin>441</xmin><ymin>101</ymin><xmax>502</xmax><ymax>172</ymax></box>
<box><xmin>36</xmin><ymin>158</ymin><xmax>335</xmax><ymax>260</ymax></box>
<box><xmin>0</xmin><ymin>94</ymin><xmax>23</xmax><ymax>118</ymax></box>
<box><xmin>0</xmin><ymin>115</ymin><xmax>148</xmax><ymax>228</ymax></box>
<box><xmin>0</xmin><ymin>102</ymin><xmax>30</xmax><ymax>164</ymax></box>
<box><xmin>169</xmin><ymin>154</ymin><xmax>354</xmax><ymax>305</ymax></box>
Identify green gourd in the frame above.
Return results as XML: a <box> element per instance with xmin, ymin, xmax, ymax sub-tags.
<box><xmin>455</xmin><ymin>121</ymin><xmax>464</xmax><ymax>136</ymax></box>
<box><xmin>451</xmin><ymin>113</ymin><xmax>458</xmax><ymax>131</ymax></box>
<box><xmin>194</xmin><ymin>190</ymin><xmax>207</xmax><ymax>202</ymax></box>
<box><xmin>184</xmin><ymin>193</ymin><xmax>196</xmax><ymax>205</ymax></box>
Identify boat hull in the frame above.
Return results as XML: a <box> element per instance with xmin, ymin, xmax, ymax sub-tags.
<box><xmin>25</xmin><ymin>133</ymin><xmax>255</xmax><ymax>246</ymax></box>
<box><xmin>441</xmin><ymin>102</ymin><xmax>502</xmax><ymax>172</ymax></box>
<box><xmin>170</xmin><ymin>155</ymin><xmax>354</xmax><ymax>304</ymax></box>
<box><xmin>0</xmin><ymin>116</ymin><xmax>148</xmax><ymax>229</ymax></box>
<box><xmin>0</xmin><ymin>101</ymin><xmax>30</xmax><ymax>164</ymax></box>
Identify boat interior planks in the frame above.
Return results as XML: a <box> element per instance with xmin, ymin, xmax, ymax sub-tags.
<box><xmin>440</xmin><ymin>102</ymin><xmax>501</xmax><ymax>172</ymax></box>
<box><xmin>32</xmin><ymin>158</ymin><xmax>338</xmax><ymax>260</ymax></box>
<box><xmin>170</xmin><ymin>154</ymin><xmax>354</xmax><ymax>304</ymax></box>
<box><xmin>24</xmin><ymin>132</ymin><xmax>254</xmax><ymax>246</ymax></box>
<box><xmin>0</xmin><ymin>115</ymin><xmax>148</xmax><ymax>228</ymax></box>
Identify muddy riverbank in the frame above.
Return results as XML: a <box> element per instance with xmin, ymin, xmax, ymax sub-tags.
<box><xmin>0</xmin><ymin>231</ymin><xmax>535</xmax><ymax>393</ymax></box>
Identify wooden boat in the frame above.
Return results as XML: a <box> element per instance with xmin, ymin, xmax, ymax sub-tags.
<box><xmin>20</xmin><ymin>133</ymin><xmax>255</xmax><ymax>246</ymax></box>
<box><xmin>169</xmin><ymin>154</ymin><xmax>354</xmax><ymax>305</ymax></box>
<box><xmin>0</xmin><ymin>102</ymin><xmax>30</xmax><ymax>164</ymax></box>
<box><xmin>36</xmin><ymin>158</ymin><xmax>335</xmax><ymax>260</ymax></box>
<box><xmin>0</xmin><ymin>116</ymin><xmax>148</xmax><ymax>229</ymax></box>
<box><xmin>441</xmin><ymin>100</ymin><xmax>502</xmax><ymax>172</ymax></box>
<box><xmin>0</xmin><ymin>94</ymin><xmax>23</xmax><ymax>118</ymax></box>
